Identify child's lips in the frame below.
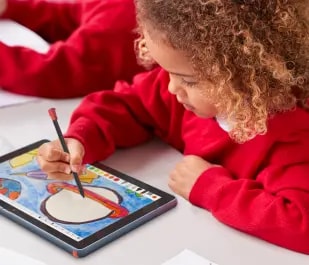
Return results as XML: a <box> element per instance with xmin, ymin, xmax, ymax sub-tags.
<box><xmin>181</xmin><ymin>102</ymin><xmax>195</xmax><ymax>111</ymax></box>
<box><xmin>176</xmin><ymin>97</ymin><xmax>195</xmax><ymax>111</ymax></box>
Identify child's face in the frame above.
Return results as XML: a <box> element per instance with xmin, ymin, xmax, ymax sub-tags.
<box><xmin>144</xmin><ymin>30</ymin><xmax>218</xmax><ymax>118</ymax></box>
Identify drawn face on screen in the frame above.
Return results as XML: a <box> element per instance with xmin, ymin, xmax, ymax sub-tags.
<box><xmin>41</xmin><ymin>182</ymin><xmax>129</xmax><ymax>224</ymax></box>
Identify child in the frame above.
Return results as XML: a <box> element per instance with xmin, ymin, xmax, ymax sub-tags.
<box><xmin>37</xmin><ymin>0</ymin><xmax>309</xmax><ymax>254</ymax></box>
<box><xmin>0</xmin><ymin>0</ymin><xmax>144</xmax><ymax>98</ymax></box>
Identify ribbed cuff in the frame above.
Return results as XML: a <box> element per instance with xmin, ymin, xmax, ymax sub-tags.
<box><xmin>189</xmin><ymin>166</ymin><xmax>232</xmax><ymax>211</ymax></box>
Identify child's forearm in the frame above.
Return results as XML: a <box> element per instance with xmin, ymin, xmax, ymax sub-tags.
<box><xmin>189</xmin><ymin>166</ymin><xmax>309</xmax><ymax>254</ymax></box>
<box><xmin>64</xmin><ymin>69</ymin><xmax>182</xmax><ymax>163</ymax></box>
<box><xmin>1</xmin><ymin>0</ymin><xmax>81</xmax><ymax>41</ymax></box>
<box><xmin>0</xmin><ymin>23</ymin><xmax>141</xmax><ymax>98</ymax></box>
<box><xmin>65</xmin><ymin>87</ymin><xmax>156</xmax><ymax>163</ymax></box>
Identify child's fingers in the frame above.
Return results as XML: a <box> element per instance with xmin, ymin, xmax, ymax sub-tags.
<box><xmin>67</xmin><ymin>139</ymin><xmax>85</xmax><ymax>172</ymax></box>
<box><xmin>37</xmin><ymin>156</ymin><xmax>71</xmax><ymax>175</ymax></box>
<box><xmin>47</xmin><ymin>172</ymin><xmax>73</xmax><ymax>181</ymax></box>
<box><xmin>37</xmin><ymin>138</ymin><xmax>85</xmax><ymax>176</ymax></box>
<box><xmin>38</xmin><ymin>142</ymin><xmax>69</xmax><ymax>163</ymax></box>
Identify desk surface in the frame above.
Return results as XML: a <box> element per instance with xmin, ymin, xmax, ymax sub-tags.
<box><xmin>0</xmin><ymin>99</ymin><xmax>308</xmax><ymax>265</ymax></box>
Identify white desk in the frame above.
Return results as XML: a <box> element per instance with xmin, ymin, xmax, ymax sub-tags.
<box><xmin>0</xmin><ymin>99</ymin><xmax>308</xmax><ymax>265</ymax></box>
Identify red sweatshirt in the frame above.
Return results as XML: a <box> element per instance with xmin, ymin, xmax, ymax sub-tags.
<box><xmin>0</xmin><ymin>0</ymin><xmax>143</xmax><ymax>98</ymax></box>
<box><xmin>66</xmin><ymin>67</ymin><xmax>309</xmax><ymax>254</ymax></box>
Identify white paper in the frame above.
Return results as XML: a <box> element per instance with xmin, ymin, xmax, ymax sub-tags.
<box><xmin>162</xmin><ymin>249</ymin><xmax>218</xmax><ymax>265</ymax></box>
<box><xmin>0</xmin><ymin>19</ymin><xmax>49</xmax><ymax>107</ymax></box>
<box><xmin>0</xmin><ymin>247</ymin><xmax>47</xmax><ymax>265</ymax></box>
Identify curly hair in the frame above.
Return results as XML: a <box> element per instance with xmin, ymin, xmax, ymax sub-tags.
<box><xmin>135</xmin><ymin>0</ymin><xmax>309</xmax><ymax>142</ymax></box>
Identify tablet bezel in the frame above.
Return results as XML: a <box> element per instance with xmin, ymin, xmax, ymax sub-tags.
<box><xmin>0</xmin><ymin>140</ymin><xmax>177</xmax><ymax>252</ymax></box>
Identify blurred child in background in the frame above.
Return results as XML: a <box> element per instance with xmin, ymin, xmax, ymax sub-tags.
<box><xmin>0</xmin><ymin>0</ymin><xmax>144</xmax><ymax>98</ymax></box>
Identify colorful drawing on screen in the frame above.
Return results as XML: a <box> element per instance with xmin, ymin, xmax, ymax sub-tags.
<box><xmin>0</xmin><ymin>148</ymin><xmax>158</xmax><ymax>241</ymax></box>
<box><xmin>10</xmin><ymin>168</ymin><xmax>98</xmax><ymax>182</ymax></box>
<box><xmin>9</xmin><ymin>149</ymin><xmax>37</xmax><ymax>168</ymax></box>
<box><xmin>0</xmin><ymin>178</ymin><xmax>21</xmax><ymax>200</ymax></box>
<box><xmin>41</xmin><ymin>182</ymin><xmax>129</xmax><ymax>224</ymax></box>
<box><xmin>10</xmin><ymin>170</ymin><xmax>48</xmax><ymax>180</ymax></box>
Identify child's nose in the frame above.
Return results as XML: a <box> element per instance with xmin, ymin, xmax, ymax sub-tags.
<box><xmin>168</xmin><ymin>76</ymin><xmax>180</xmax><ymax>95</ymax></box>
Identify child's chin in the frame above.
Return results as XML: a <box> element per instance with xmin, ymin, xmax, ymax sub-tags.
<box><xmin>194</xmin><ymin>111</ymin><xmax>214</xmax><ymax>119</ymax></box>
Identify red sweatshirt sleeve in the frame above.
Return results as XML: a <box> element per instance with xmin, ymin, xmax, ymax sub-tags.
<box><xmin>65</xmin><ymin>68</ymin><xmax>185</xmax><ymax>163</ymax></box>
<box><xmin>189</xmin><ymin>128</ymin><xmax>309</xmax><ymax>254</ymax></box>
<box><xmin>1</xmin><ymin>0</ymin><xmax>81</xmax><ymax>41</ymax></box>
<box><xmin>0</xmin><ymin>0</ymin><xmax>143</xmax><ymax>98</ymax></box>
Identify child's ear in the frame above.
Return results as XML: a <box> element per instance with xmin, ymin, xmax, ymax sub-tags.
<box><xmin>134</xmin><ymin>35</ymin><xmax>156</xmax><ymax>70</ymax></box>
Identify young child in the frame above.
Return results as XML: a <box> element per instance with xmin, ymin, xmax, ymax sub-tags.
<box><xmin>0</xmin><ymin>0</ymin><xmax>144</xmax><ymax>98</ymax></box>
<box><xmin>37</xmin><ymin>0</ymin><xmax>309</xmax><ymax>254</ymax></box>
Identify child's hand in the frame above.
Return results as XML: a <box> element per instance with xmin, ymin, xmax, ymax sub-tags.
<box><xmin>0</xmin><ymin>0</ymin><xmax>7</xmax><ymax>15</ymax></box>
<box><xmin>37</xmin><ymin>138</ymin><xmax>85</xmax><ymax>180</ymax></box>
<box><xmin>168</xmin><ymin>155</ymin><xmax>218</xmax><ymax>200</ymax></box>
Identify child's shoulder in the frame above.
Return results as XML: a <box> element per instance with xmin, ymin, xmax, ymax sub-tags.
<box><xmin>132</xmin><ymin>67</ymin><xmax>169</xmax><ymax>87</ymax></box>
<box><xmin>113</xmin><ymin>67</ymin><xmax>170</xmax><ymax>99</ymax></box>
<box><xmin>268</xmin><ymin>107</ymin><xmax>309</xmax><ymax>139</ymax></box>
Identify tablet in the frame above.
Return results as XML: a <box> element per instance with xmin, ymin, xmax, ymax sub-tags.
<box><xmin>0</xmin><ymin>140</ymin><xmax>177</xmax><ymax>257</ymax></box>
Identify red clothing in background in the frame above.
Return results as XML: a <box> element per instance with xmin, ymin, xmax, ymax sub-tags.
<box><xmin>0</xmin><ymin>0</ymin><xmax>143</xmax><ymax>98</ymax></box>
<box><xmin>66</xmin><ymin>67</ymin><xmax>309</xmax><ymax>254</ymax></box>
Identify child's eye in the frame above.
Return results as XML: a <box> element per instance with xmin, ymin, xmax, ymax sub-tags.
<box><xmin>180</xmin><ymin>78</ymin><xmax>199</xmax><ymax>88</ymax></box>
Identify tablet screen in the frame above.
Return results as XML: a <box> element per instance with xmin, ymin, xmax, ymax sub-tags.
<box><xmin>0</xmin><ymin>140</ymin><xmax>175</xmax><ymax>251</ymax></box>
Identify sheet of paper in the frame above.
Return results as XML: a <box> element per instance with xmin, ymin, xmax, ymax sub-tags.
<box><xmin>0</xmin><ymin>247</ymin><xmax>47</xmax><ymax>265</ymax></box>
<box><xmin>0</xmin><ymin>19</ymin><xmax>48</xmax><ymax>107</ymax></box>
<box><xmin>162</xmin><ymin>249</ymin><xmax>218</xmax><ymax>265</ymax></box>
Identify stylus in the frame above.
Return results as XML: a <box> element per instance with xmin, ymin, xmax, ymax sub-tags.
<box><xmin>48</xmin><ymin>108</ymin><xmax>85</xmax><ymax>198</ymax></box>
